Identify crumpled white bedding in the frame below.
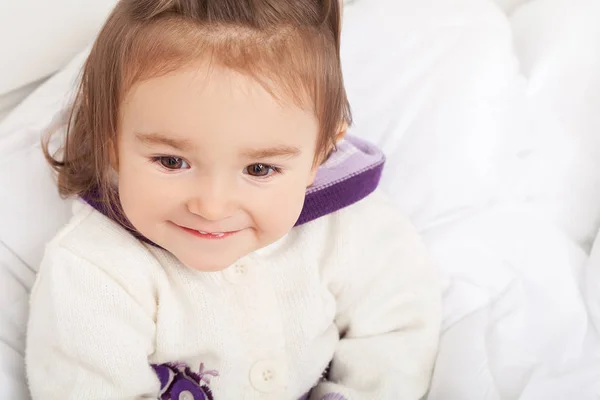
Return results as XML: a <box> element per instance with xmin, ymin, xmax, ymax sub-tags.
<box><xmin>1</xmin><ymin>0</ymin><xmax>600</xmax><ymax>398</ymax></box>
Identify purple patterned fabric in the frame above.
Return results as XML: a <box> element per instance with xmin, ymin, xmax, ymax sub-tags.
<box><xmin>152</xmin><ymin>362</ymin><xmax>218</xmax><ymax>400</ymax></box>
<box><xmin>151</xmin><ymin>362</ymin><xmax>346</xmax><ymax>400</ymax></box>
<box><xmin>80</xmin><ymin>135</ymin><xmax>384</xmax><ymax>245</ymax></box>
<box><xmin>298</xmin><ymin>391</ymin><xmax>347</xmax><ymax>400</ymax></box>
<box><xmin>320</xmin><ymin>394</ymin><xmax>347</xmax><ymax>400</ymax></box>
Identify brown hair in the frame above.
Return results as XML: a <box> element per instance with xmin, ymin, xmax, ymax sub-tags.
<box><xmin>43</xmin><ymin>0</ymin><xmax>351</xmax><ymax>223</ymax></box>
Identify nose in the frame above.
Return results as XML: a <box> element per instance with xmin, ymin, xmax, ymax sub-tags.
<box><xmin>187</xmin><ymin>175</ymin><xmax>237</xmax><ymax>221</ymax></box>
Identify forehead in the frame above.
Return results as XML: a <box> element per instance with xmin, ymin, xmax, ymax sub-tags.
<box><xmin>119</xmin><ymin>62</ymin><xmax>319</xmax><ymax>150</ymax></box>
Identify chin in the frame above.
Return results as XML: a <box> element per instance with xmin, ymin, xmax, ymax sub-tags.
<box><xmin>180</xmin><ymin>257</ymin><xmax>232</xmax><ymax>272</ymax></box>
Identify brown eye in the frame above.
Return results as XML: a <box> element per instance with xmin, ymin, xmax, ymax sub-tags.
<box><xmin>247</xmin><ymin>163</ymin><xmax>269</xmax><ymax>176</ymax></box>
<box><xmin>245</xmin><ymin>163</ymin><xmax>277</xmax><ymax>178</ymax></box>
<box><xmin>158</xmin><ymin>156</ymin><xmax>189</xmax><ymax>170</ymax></box>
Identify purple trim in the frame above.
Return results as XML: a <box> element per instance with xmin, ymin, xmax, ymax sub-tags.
<box><xmin>295</xmin><ymin>159</ymin><xmax>383</xmax><ymax>226</ymax></box>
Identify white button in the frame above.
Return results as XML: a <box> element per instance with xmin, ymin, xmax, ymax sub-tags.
<box><xmin>222</xmin><ymin>262</ymin><xmax>247</xmax><ymax>284</ymax></box>
<box><xmin>249</xmin><ymin>359</ymin><xmax>287</xmax><ymax>393</ymax></box>
<box><xmin>178</xmin><ymin>391</ymin><xmax>194</xmax><ymax>400</ymax></box>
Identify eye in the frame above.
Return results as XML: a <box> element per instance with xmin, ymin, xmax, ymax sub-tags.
<box><xmin>154</xmin><ymin>156</ymin><xmax>190</xmax><ymax>170</ymax></box>
<box><xmin>245</xmin><ymin>163</ymin><xmax>279</xmax><ymax>178</ymax></box>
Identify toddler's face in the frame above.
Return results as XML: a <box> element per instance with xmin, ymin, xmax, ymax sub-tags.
<box><xmin>117</xmin><ymin>63</ymin><xmax>319</xmax><ymax>271</ymax></box>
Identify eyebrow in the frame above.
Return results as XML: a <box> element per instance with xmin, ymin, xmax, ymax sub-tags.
<box><xmin>135</xmin><ymin>132</ymin><xmax>195</xmax><ymax>151</ymax></box>
<box><xmin>241</xmin><ymin>145</ymin><xmax>301</xmax><ymax>160</ymax></box>
<box><xmin>136</xmin><ymin>132</ymin><xmax>301</xmax><ymax>159</ymax></box>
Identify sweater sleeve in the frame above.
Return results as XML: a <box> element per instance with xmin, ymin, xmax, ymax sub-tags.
<box><xmin>311</xmin><ymin>191</ymin><xmax>442</xmax><ymax>400</ymax></box>
<box><xmin>26</xmin><ymin>244</ymin><xmax>160</xmax><ymax>400</ymax></box>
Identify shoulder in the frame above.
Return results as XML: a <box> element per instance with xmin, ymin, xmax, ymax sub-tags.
<box><xmin>49</xmin><ymin>200</ymin><xmax>148</xmax><ymax>259</ymax></box>
<box><xmin>325</xmin><ymin>189</ymin><xmax>419</xmax><ymax>240</ymax></box>
<box><xmin>295</xmin><ymin>189</ymin><xmax>419</xmax><ymax>244</ymax></box>
<box><xmin>41</xmin><ymin>200</ymin><xmax>165</xmax><ymax>289</ymax></box>
<box><xmin>321</xmin><ymin>189</ymin><xmax>429</xmax><ymax>273</ymax></box>
<box><xmin>293</xmin><ymin>189</ymin><xmax>426</xmax><ymax>268</ymax></box>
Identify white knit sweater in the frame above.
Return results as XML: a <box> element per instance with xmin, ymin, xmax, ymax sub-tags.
<box><xmin>26</xmin><ymin>190</ymin><xmax>441</xmax><ymax>400</ymax></box>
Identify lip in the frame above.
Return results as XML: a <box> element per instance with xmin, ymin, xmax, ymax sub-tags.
<box><xmin>178</xmin><ymin>225</ymin><xmax>240</xmax><ymax>240</ymax></box>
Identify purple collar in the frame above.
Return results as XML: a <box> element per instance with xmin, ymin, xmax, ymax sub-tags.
<box><xmin>82</xmin><ymin>135</ymin><xmax>385</xmax><ymax>245</ymax></box>
<box><xmin>295</xmin><ymin>135</ymin><xmax>384</xmax><ymax>225</ymax></box>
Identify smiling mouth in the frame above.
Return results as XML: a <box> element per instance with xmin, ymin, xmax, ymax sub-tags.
<box><xmin>178</xmin><ymin>226</ymin><xmax>240</xmax><ymax>240</ymax></box>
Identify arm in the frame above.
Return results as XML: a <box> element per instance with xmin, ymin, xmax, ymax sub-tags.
<box><xmin>311</xmin><ymin>191</ymin><xmax>442</xmax><ymax>400</ymax></box>
<box><xmin>26</xmin><ymin>244</ymin><xmax>160</xmax><ymax>399</ymax></box>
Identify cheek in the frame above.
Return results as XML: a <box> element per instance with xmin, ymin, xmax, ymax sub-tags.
<box><xmin>117</xmin><ymin>160</ymin><xmax>172</xmax><ymax>227</ymax></box>
<box><xmin>251</xmin><ymin>175</ymin><xmax>308</xmax><ymax>237</ymax></box>
<box><xmin>118</xmin><ymin>173</ymin><xmax>150</xmax><ymax>226</ymax></box>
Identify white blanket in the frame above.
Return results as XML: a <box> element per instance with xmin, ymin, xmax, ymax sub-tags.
<box><xmin>2</xmin><ymin>0</ymin><xmax>600</xmax><ymax>398</ymax></box>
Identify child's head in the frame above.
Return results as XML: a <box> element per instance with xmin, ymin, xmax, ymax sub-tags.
<box><xmin>46</xmin><ymin>0</ymin><xmax>350</xmax><ymax>271</ymax></box>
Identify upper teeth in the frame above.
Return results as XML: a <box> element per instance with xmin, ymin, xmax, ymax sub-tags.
<box><xmin>199</xmin><ymin>231</ymin><xmax>225</xmax><ymax>237</ymax></box>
